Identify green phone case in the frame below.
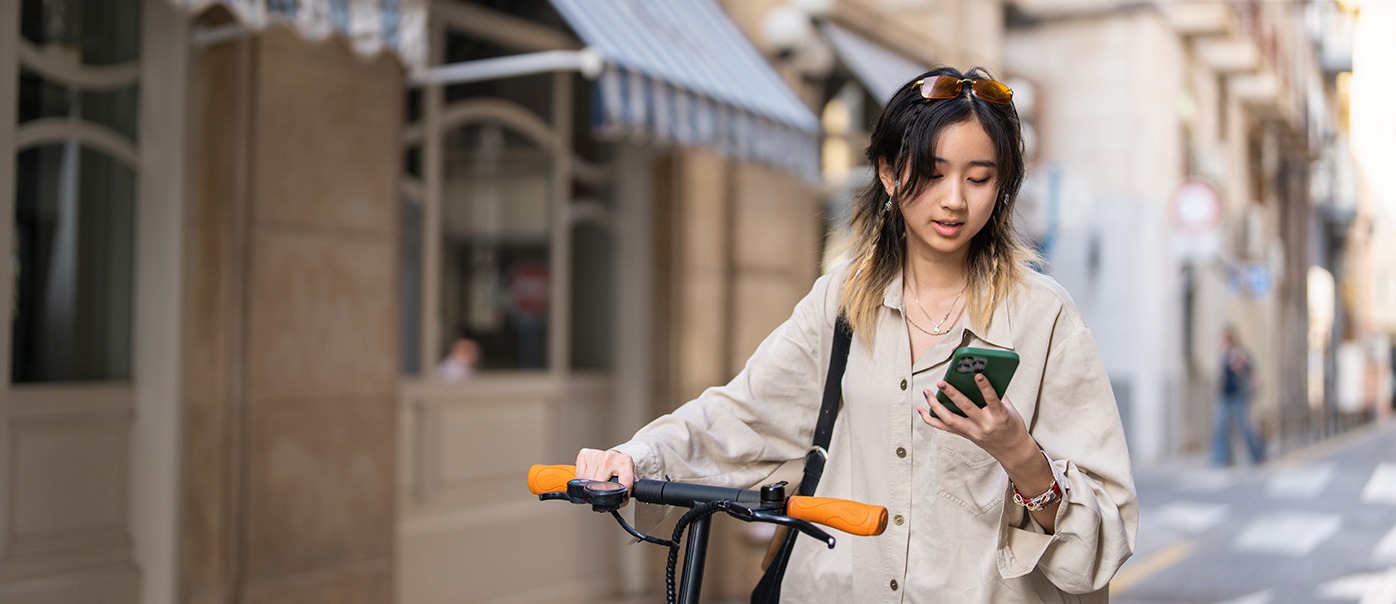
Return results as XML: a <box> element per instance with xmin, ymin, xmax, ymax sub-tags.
<box><xmin>932</xmin><ymin>347</ymin><xmax>1020</xmax><ymax>417</ymax></box>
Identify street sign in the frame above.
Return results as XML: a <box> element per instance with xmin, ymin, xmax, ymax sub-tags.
<box><xmin>1170</xmin><ymin>179</ymin><xmax>1222</xmax><ymax>236</ymax></box>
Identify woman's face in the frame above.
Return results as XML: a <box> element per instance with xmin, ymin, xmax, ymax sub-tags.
<box><xmin>880</xmin><ymin>118</ymin><xmax>999</xmax><ymax>264</ymax></box>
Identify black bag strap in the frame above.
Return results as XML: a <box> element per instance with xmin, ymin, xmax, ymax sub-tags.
<box><xmin>798</xmin><ymin>315</ymin><xmax>852</xmax><ymax>496</ymax></box>
<box><xmin>752</xmin><ymin>314</ymin><xmax>852</xmax><ymax>604</ymax></box>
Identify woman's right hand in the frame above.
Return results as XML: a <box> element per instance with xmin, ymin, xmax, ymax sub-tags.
<box><xmin>575</xmin><ymin>448</ymin><xmax>636</xmax><ymax>490</ymax></box>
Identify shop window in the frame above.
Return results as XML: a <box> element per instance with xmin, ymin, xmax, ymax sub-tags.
<box><xmin>20</xmin><ymin>0</ymin><xmax>141</xmax><ymax>65</ymax></box>
<box><xmin>570</xmin><ymin>212</ymin><xmax>613</xmax><ymax>370</ymax></box>
<box><xmin>10</xmin><ymin>0</ymin><xmax>140</xmax><ymax>383</ymax></box>
<box><xmin>440</xmin><ymin>122</ymin><xmax>552</xmax><ymax>370</ymax></box>
<box><xmin>402</xmin><ymin>4</ymin><xmax>617</xmax><ymax>378</ymax></box>
<box><xmin>12</xmin><ymin>146</ymin><xmax>135</xmax><ymax>382</ymax></box>
<box><xmin>820</xmin><ymin>81</ymin><xmax>875</xmax><ymax>273</ymax></box>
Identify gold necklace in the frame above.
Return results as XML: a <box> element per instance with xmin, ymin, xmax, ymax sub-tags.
<box><xmin>919</xmin><ymin>290</ymin><xmax>964</xmax><ymax>335</ymax></box>
<box><xmin>904</xmin><ymin>311</ymin><xmax>940</xmax><ymax>336</ymax></box>
<box><xmin>906</xmin><ymin>299</ymin><xmax>965</xmax><ymax>337</ymax></box>
<box><xmin>907</xmin><ymin>273</ymin><xmax>967</xmax><ymax>336</ymax></box>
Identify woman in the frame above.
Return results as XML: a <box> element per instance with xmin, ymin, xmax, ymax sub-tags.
<box><xmin>576</xmin><ymin>66</ymin><xmax>1136</xmax><ymax>602</ymax></box>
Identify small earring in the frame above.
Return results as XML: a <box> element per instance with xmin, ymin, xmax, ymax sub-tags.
<box><xmin>885</xmin><ymin>178</ymin><xmax>899</xmax><ymax>212</ymax></box>
<box><xmin>884</xmin><ymin>198</ymin><xmax>894</xmax><ymax>212</ymax></box>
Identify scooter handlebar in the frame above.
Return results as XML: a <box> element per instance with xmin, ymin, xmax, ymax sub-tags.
<box><xmin>528</xmin><ymin>464</ymin><xmax>887</xmax><ymax>536</ymax></box>
<box><xmin>784</xmin><ymin>496</ymin><xmax>888</xmax><ymax>537</ymax></box>
<box><xmin>527</xmin><ymin>464</ymin><xmax>576</xmax><ymax>495</ymax></box>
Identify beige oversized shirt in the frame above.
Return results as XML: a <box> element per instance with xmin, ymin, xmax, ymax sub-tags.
<box><xmin>613</xmin><ymin>263</ymin><xmax>1137</xmax><ymax>603</ymax></box>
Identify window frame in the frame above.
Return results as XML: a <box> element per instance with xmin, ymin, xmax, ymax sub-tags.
<box><xmin>404</xmin><ymin>5</ymin><xmax>615</xmax><ymax>377</ymax></box>
<box><xmin>0</xmin><ymin>1</ymin><xmax>188</xmax><ymax>596</ymax></box>
<box><xmin>3</xmin><ymin>0</ymin><xmax>143</xmax><ymax>386</ymax></box>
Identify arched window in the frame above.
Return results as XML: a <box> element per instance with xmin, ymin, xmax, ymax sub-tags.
<box><xmin>400</xmin><ymin>6</ymin><xmax>616</xmax><ymax>377</ymax></box>
<box><xmin>10</xmin><ymin>0</ymin><xmax>141</xmax><ymax>383</ymax></box>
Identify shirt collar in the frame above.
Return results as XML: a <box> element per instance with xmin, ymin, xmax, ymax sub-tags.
<box><xmin>963</xmin><ymin>291</ymin><xmax>1016</xmax><ymax>350</ymax></box>
<box><xmin>883</xmin><ymin>272</ymin><xmax>905</xmax><ymax>310</ymax></box>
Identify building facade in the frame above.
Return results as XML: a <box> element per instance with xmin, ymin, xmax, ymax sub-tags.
<box><xmin>1003</xmin><ymin>0</ymin><xmax>1354</xmax><ymax>463</ymax></box>
<box><xmin>1</xmin><ymin>0</ymin><xmax>831</xmax><ymax>602</ymax></box>
<box><xmin>3</xmin><ymin>1</ymin><xmax>1379</xmax><ymax>604</ymax></box>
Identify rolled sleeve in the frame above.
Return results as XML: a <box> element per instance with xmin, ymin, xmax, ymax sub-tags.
<box><xmin>996</xmin><ymin>323</ymin><xmax>1138</xmax><ymax>594</ymax></box>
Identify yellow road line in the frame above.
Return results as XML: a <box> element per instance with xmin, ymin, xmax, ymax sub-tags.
<box><xmin>1112</xmin><ymin>541</ymin><xmax>1196</xmax><ymax>594</ymax></box>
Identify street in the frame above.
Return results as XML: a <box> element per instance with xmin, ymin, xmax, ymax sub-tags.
<box><xmin>1115</xmin><ymin>419</ymin><xmax>1396</xmax><ymax>604</ymax></box>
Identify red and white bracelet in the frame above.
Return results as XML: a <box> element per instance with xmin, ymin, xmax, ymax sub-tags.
<box><xmin>1012</xmin><ymin>479</ymin><xmax>1063</xmax><ymax>511</ymax></box>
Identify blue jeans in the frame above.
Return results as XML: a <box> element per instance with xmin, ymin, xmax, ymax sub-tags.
<box><xmin>1211</xmin><ymin>394</ymin><xmax>1265</xmax><ymax>465</ymax></box>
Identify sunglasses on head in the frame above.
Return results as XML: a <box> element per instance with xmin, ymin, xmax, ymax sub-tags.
<box><xmin>912</xmin><ymin>76</ymin><xmax>1013</xmax><ymax>105</ymax></box>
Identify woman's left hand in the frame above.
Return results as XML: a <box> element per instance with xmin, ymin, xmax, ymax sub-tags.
<box><xmin>917</xmin><ymin>373</ymin><xmax>1035</xmax><ymax>467</ymax></box>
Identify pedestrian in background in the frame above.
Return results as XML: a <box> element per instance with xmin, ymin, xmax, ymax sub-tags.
<box><xmin>1212</xmin><ymin>327</ymin><xmax>1265</xmax><ymax>466</ymax></box>
<box><xmin>436</xmin><ymin>337</ymin><xmax>480</xmax><ymax>380</ymax></box>
<box><xmin>573</xmin><ymin>66</ymin><xmax>1136</xmax><ymax>602</ymax></box>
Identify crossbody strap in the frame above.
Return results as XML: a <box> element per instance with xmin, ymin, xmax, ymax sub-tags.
<box><xmin>798</xmin><ymin>315</ymin><xmax>852</xmax><ymax>497</ymax></box>
<box><xmin>751</xmin><ymin>314</ymin><xmax>855</xmax><ymax>603</ymax></box>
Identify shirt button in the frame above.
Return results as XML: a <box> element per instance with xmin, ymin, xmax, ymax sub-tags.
<box><xmin>894</xmin><ymin>514</ymin><xmax>905</xmax><ymax>526</ymax></box>
<box><xmin>890</xmin><ymin>579</ymin><xmax>899</xmax><ymax>591</ymax></box>
<box><xmin>896</xmin><ymin>447</ymin><xmax>907</xmax><ymax>458</ymax></box>
<box><xmin>900</xmin><ymin>379</ymin><xmax>908</xmax><ymax>391</ymax></box>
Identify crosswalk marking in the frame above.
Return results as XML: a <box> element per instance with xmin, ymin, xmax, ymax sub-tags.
<box><xmin>1180</xmin><ymin>467</ymin><xmax>1238</xmax><ymax>492</ymax></box>
<box><xmin>1364</xmin><ymin>464</ymin><xmax>1396</xmax><ymax>505</ymax></box>
<box><xmin>1156</xmin><ymin>501</ymin><xmax>1228</xmax><ymax>535</ymax></box>
<box><xmin>1376</xmin><ymin>525</ymin><xmax>1396</xmax><ymax>563</ymax></box>
<box><xmin>1315</xmin><ymin>566</ymin><xmax>1396</xmax><ymax>603</ymax></box>
<box><xmin>1234</xmin><ymin>511</ymin><xmax>1342</xmax><ymax>557</ymax></box>
<box><xmin>1266</xmin><ymin>463</ymin><xmax>1334</xmax><ymax>499</ymax></box>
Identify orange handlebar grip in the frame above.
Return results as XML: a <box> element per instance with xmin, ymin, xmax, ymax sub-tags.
<box><xmin>785</xmin><ymin>496</ymin><xmax>889</xmax><ymax>536</ymax></box>
<box><xmin>527</xmin><ymin>464</ymin><xmax>576</xmax><ymax>494</ymax></box>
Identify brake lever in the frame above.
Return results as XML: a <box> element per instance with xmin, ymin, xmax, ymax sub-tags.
<box><xmin>722</xmin><ymin>503</ymin><xmax>836</xmax><ymax>549</ymax></box>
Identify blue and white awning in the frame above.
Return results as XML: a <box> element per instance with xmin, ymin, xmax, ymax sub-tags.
<box><xmin>167</xmin><ymin>0</ymin><xmax>426</xmax><ymax>68</ymax></box>
<box><xmin>820</xmin><ymin>21</ymin><xmax>926</xmax><ymax>106</ymax></box>
<box><xmin>549</xmin><ymin>0</ymin><xmax>820</xmax><ymax>181</ymax></box>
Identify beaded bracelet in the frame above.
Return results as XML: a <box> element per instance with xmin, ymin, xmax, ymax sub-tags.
<box><xmin>1012</xmin><ymin>479</ymin><xmax>1063</xmax><ymax>511</ymax></box>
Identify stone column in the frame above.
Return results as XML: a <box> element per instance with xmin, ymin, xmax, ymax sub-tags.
<box><xmin>182</xmin><ymin>27</ymin><xmax>401</xmax><ymax>604</ymax></box>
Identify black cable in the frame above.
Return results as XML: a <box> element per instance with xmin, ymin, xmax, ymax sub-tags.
<box><xmin>665</xmin><ymin>502</ymin><xmax>724</xmax><ymax>604</ymax></box>
<box><xmin>609</xmin><ymin>510</ymin><xmax>675</xmax><ymax>547</ymax></box>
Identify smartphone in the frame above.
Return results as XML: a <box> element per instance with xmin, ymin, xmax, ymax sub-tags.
<box><xmin>932</xmin><ymin>347</ymin><xmax>1020</xmax><ymax>417</ymax></box>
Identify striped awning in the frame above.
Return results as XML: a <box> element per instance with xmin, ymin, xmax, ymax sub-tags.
<box><xmin>549</xmin><ymin>0</ymin><xmax>820</xmax><ymax>181</ymax></box>
<box><xmin>820</xmin><ymin>22</ymin><xmax>925</xmax><ymax>106</ymax></box>
<box><xmin>167</xmin><ymin>0</ymin><xmax>425</xmax><ymax>68</ymax></box>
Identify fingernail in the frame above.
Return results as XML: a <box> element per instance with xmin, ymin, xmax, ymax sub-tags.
<box><xmin>976</xmin><ymin>374</ymin><xmax>986</xmax><ymax>383</ymax></box>
<box><xmin>922</xmin><ymin>390</ymin><xmax>931</xmax><ymax>400</ymax></box>
<box><xmin>938</xmin><ymin>382</ymin><xmax>947</xmax><ymax>391</ymax></box>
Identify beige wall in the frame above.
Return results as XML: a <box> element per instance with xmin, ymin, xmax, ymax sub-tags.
<box><xmin>666</xmin><ymin>148</ymin><xmax>822</xmax><ymax>424</ymax></box>
<box><xmin>1005</xmin><ymin>9</ymin><xmax>1193</xmax><ymax>461</ymax></box>
<box><xmin>181</xmin><ymin>27</ymin><xmax>402</xmax><ymax>604</ymax></box>
<box><xmin>1009</xmin><ymin>12</ymin><xmax>1187</xmax><ymax>200</ymax></box>
<box><xmin>395</xmin><ymin>375</ymin><xmax>617</xmax><ymax>604</ymax></box>
<box><xmin>723</xmin><ymin>0</ymin><xmax>1006</xmax><ymax>95</ymax></box>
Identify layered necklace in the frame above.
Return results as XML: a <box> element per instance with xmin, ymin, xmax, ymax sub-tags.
<box><xmin>904</xmin><ymin>271</ymin><xmax>967</xmax><ymax>337</ymax></box>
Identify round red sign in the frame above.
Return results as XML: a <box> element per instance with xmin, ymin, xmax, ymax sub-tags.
<box><xmin>1170</xmin><ymin>179</ymin><xmax>1221</xmax><ymax>236</ymax></box>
